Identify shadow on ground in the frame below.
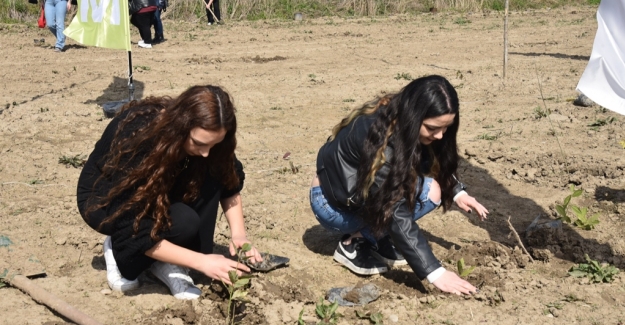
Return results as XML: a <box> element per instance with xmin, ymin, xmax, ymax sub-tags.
<box><xmin>84</xmin><ymin>76</ymin><xmax>145</xmax><ymax>105</ymax></box>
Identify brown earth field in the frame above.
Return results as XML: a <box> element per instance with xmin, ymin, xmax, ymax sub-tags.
<box><xmin>2</xmin><ymin>5</ymin><xmax>625</xmax><ymax>325</ymax></box>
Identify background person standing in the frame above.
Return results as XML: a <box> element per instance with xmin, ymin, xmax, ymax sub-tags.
<box><xmin>205</xmin><ymin>0</ymin><xmax>220</xmax><ymax>25</ymax></box>
<box><xmin>129</xmin><ymin>0</ymin><xmax>158</xmax><ymax>48</ymax></box>
<box><xmin>45</xmin><ymin>0</ymin><xmax>72</xmax><ymax>52</ymax></box>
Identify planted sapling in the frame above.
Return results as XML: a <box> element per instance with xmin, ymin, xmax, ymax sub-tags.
<box><xmin>315</xmin><ymin>297</ymin><xmax>342</xmax><ymax>325</ymax></box>
<box><xmin>224</xmin><ymin>243</ymin><xmax>254</xmax><ymax>325</ymax></box>
<box><xmin>356</xmin><ymin>310</ymin><xmax>384</xmax><ymax>324</ymax></box>
<box><xmin>457</xmin><ymin>258</ymin><xmax>476</xmax><ymax>278</ymax></box>
<box><xmin>555</xmin><ymin>185</ymin><xmax>600</xmax><ymax>230</ymax></box>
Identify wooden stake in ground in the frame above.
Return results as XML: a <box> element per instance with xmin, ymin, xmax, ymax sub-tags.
<box><xmin>503</xmin><ymin>0</ymin><xmax>509</xmax><ymax>78</ymax></box>
<box><xmin>8</xmin><ymin>275</ymin><xmax>104</xmax><ymax>325</ymax></box>
<box><xmin>506</xmin><ymin>216</ymin><xmax>534</xmax><ymax>263</ymax></box>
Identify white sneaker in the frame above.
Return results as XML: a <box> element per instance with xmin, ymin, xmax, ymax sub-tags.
<box><xmin>207</xmin><ymin>22</ymin><xmax>212</xmax><ymax>25</ymax></box>
<box><xmin>150</xmin><ymin>261</ymin><xmax>202</xmax><ymax>300</ymax></box>
<box><xmin>103</xmin><ymin>236</ymin><xmax>140</xmax><ymax>292</ymax></box>
<box><xmin>138</xmin><ymin>40</ymin><xmax>152</xmax><ymax>49</ymax></box>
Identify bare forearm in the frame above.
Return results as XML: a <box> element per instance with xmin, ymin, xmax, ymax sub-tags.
<box><xmin>145</xmin><ymin>239</ymin><xmax>203</xmax><ymax>270</ymax></box>
<box><xmin>221</xmin><ymin>193</ymin><xmax>246</xmax><ymax>238</ymax></box>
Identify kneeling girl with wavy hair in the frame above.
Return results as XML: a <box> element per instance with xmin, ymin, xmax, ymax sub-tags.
<box><xmin>77</xmin><ymin>85</ymin><xmax>261</xmax><ymax>299</ymax></box>
<box><xmin>310</xmin><ymin>75</ymin><xmax>488</xmax><ymax>295</ymax></box>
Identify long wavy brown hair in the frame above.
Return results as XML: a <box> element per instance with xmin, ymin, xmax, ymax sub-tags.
<box><xmin>333</xmin><ymin>75</ymin><xmax>460</xmax><ymax>235</ymax></box>
<box><xmin>88</xmin><ymin>85</ymin><xmax>238</xmax><ymax>240</ymax></box>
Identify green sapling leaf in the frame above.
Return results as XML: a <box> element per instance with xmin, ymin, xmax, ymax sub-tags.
<box><xmin>228</xmin><ymin>270</ymin><xmax>238</xmax><ymax>283</ymax></box>
<box><xmin>563</xmin><ymin>195</ymin><xmax>571</xmax><ymax>206</ymax></box>
<box><xmin>231</xmin><ymin>290</ymin><xmax>248</xmax><ymax>300</ymax></box>
<box><xmin>233</xmin><ymin>278</ymin><xmax>250</xmax><ymax>288</ymax></box>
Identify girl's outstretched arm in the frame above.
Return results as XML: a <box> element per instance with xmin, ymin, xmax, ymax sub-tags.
<box><xmin>454</xmin><ymin>192</ymin><xmax>489</xmax><ymax>221</ymax></box>
<box><xmin>221</xmin><ymin>193</ymin><xmax>263</xmax><ymax>263</ymax></box>
<box><xmin>432</xmin><ymin>270</ymin><xmax>478</xmax><ymax>295</ymax></box>
<box><xmin>145</xmin><ymin>239</ymin><xmax>250</xmax><ymax>285</ymax></box>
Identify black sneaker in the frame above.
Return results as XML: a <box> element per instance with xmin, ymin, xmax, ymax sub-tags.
<box><xmin>371</xmin><ymin>235</ymin><xmax>407</xmax><ymax>266</ymax></box>
<box><xmin>333</xmin><ymin>235</ymin><xmax>388</xmax><ymax>275</ymax></box>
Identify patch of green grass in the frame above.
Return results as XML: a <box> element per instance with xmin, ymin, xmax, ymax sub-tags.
<box><xmin>454</xmin><ymin>17</ymin><xmax>470</xmax><ymax>25</ymax></box>
<box><xmin>394</xmin><ymin>73</ymin><xmax>412</xmax><ymax>81</ymax></box>
<box><xmin>134</xmin><ymin>65</ymin><xmax>151</xmax><ymax>71</ymax></box>
<box><xmin>476</xmin><ymin>133</ymin><xmax>498</xmax><ymax>141</ymax></box>
<box><xmin>58</xmin><ymin>155</ymin><xmax>86</xmax><ymax>168</ymax></box>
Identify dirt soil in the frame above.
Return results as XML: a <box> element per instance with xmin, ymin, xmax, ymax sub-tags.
<box><xmin>2</xmin><ymin>6</ymin><xmax>625</xmax><ymax>325</ymax></box>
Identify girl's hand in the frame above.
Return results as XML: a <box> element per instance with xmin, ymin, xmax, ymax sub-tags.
<box><xmin>205</xmin><ymin>0</ymin><xmax>213</xmax><ymax>8</ymax></box>
<box><xmin>432</xmin><ymin>270</ymin><xmax>478</xmax><ymax>295</ymax></box>
<box><xmin>455</xmin><ymin>194</ymin><xmax>489</xmax><ymax>221</ymax></box>
<box><xmin>230</xmin><ymin>237</ymin><xmax>263</xmax><ymax>264</ymax></box>
<box><xmin>66</xmin><ymin>1</ymin><xmax>71</xmax><ymax>11</ymax></box>
<box><xmin>196</xmin><ymin>254</ymin><xmax>251</xmax><ymax>285</ymax></box>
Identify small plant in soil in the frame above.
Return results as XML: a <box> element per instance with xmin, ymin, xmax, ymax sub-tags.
<box><xmin>476</xmin><ymin>133</ymin><xmax>498</xmax><ymax>141</ymax></box>
<box><xmin>456</xmin><ymin>258</ymin><xmax>476</xmax><ymax>278</ymax></box>
<box><xmin>394</xmin><ymin>72</ymin><xmax>412</xmax><ymax>81</ymax></box>
<box><xmin>224</xmin><ymin>243</ymin><xmax>254</xmax><ymax>325</ymax></box>
<box><xmin>58</xmin><ymin>154</ymin><xmax>86</xmax><ymax>168</ymax></box>
<box><xmin>568</xmin><ymin>254</ymin><xmax>619</xmax><ymax>283</ymax></box>
<box><xmin>315</xmin><ymin>297</ymin><xmax>342</xmax><ymax>325</ymax></box>
<box><xmin>555</xmin><ymin>185</ymin><xmax>600</xmax><ymax>230</ymax></box>
<box><xmin>563</xmin><ymin>293</ymin><xmax>582</xmax><ymax>302</ymax></box>
<box><xmin>533</xmin><ymin>106</ymin><xmax>550</xmax><ymax>119</ymax></box>
<box><xmin>588</xmin><ymin>116</ymin><xmax>616</xmax><ymax>128</ymax></box>
<box><xmin>355</xmin><ymin>310</ymin><xmax>383</xmax><ymax>324</ymax></box>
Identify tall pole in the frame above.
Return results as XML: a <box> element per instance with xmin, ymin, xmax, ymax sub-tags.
<box><xmin>503</xmin><ymin>0</ymin><xmax>509</xmax><ymax>78</ymax></box>
<box><xmin>127</xmin><ymin>51</ymin><xmax>135</xmax><ymax>101</ymax></box>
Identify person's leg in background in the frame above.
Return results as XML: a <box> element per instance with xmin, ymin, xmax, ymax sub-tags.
<box><xmin>45</xmin><ymin>0</ymin><xmax>68</xmax><ymax>51</ymax></box>
<box><xmin>131</xmin><ymin>12</ymin><xmax>155</xmax><ymax>48</ymax></box>
<box><xmin>206</xmin><ymin>0</ymin><xmax>220</xmax><ymax>25</ymax></box>
<box><xmin>212</xmin><ymin>0</ymin><xmax>221</xmax><ymax>23</ymax></box>
<box><xmin>153</xmin><ymin>7</ymin><xmax>164</xmax><ymax>43</ymax></box>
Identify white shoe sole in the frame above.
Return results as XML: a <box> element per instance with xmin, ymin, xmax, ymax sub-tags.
<box><xmin>150</xmin><ymin>263</ymin><xmax>201</xmax><ymax>300</ymax></box>
<box><xmin>103</xmin><ymin>236</ymin><xmax>140</xmax><ymax>292</ymax></box>
<box><xmin>333</xmin><ymin>251</ymin><xmax>388</xmax><ymax>275</ymax></box>
<box><xmin>370</xmin><ymin>251</ymin><xmax>408</xmax><ymax>267</ymax></box>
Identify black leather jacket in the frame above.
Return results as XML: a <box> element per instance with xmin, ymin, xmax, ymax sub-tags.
<box><xmin>316</xmin><ymin>113</ymin><xmax>465</xmax><ymax>279</ymax></box>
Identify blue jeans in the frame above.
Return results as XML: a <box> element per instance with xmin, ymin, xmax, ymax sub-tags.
<box><xmin>154</xmin><ymin>8</ymin><xmax>163</xmax><ymax>36</ymax></box>
<box><xmin>310</xmin><ymin>177</ymin><xmax>440</xmax><ymax>245</ymax></box>
<box><xmin>45</xmin><ymin>0</ymin><xmax>67</xmax><ymax>49</ymax></box>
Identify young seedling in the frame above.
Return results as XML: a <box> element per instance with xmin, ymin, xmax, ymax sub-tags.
<box><xmin>315</xmin><ymin>297</ymin><xmax>342</xmax><ymax>325</ymax></box>
<box><xmin>568</xmin><ymin>254</ymin><xmax>619</xmax><ymax>283</ymax></box>
<box><xmin>355</xmin><ymin>310</ymin><xmax>384</xmax><ymax>324</ymax></box>
<box><xmin>224</xmin><ymin>243</ymin><xmax>254</xmax><ymax>325</ymax></box>
<box><xmin>555</xmin><ymin>185</ymin><xmax>600</xmax><ymax>230</ymax></box>
<box><xmin>58</xmin><ymin>154</ymin><xmax>86</xmax><ymax>168</ymax></box>
<box><xmin>297</xmin><ymin>308</ymin><xmax>305</xmax><ymax>325</ymax></box>
<box><xmin>457</xmin><ymin>258</ymin><xmax>476</xmax><ymax>278</ymax></box>
<box><xmin>571</xmin><ymin>206</ymin><xmax>600</xmax><ymax>230</ymax></box>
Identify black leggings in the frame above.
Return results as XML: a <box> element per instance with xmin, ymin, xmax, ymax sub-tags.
<box><xmin>130</xmin><ymin>11</ymin><xmax>155</xmax><ymax>44</ymax></box>
<box><xmin>205</xmin><ymin>0</ymin><xmax>220</xmax><ymax>23</ymax></box>
<box><xmin>81</xmin><ymin>180</ymin><xmax>222</xmax><ymax>279</ymax></box>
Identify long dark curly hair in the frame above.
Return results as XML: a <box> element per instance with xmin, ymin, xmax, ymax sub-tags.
<box><xmin>88</xmin><ymin>85</ymin><xmax>238</xmax><ymax>240</ymax></box>
<box><xmin>334</xmin><ymin>75</ymin><xmax>460</xmax><ymax>234</ymax></box>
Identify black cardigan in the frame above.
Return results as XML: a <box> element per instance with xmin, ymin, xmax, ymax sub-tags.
<box><xmin>77</xmin><ymin>105</ymin><xmax>244</xmax><ymax>279</ymax></box>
